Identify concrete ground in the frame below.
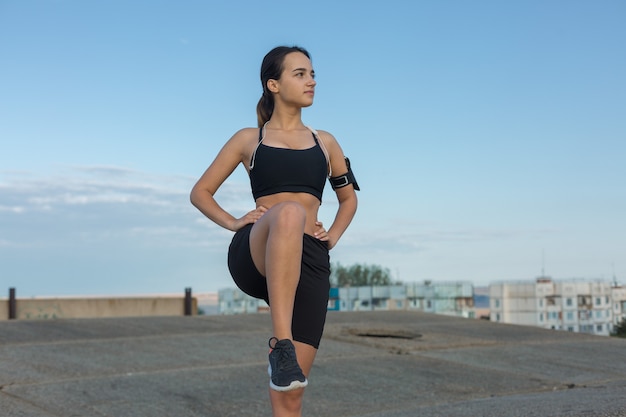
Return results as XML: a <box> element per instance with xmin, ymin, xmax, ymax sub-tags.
<box><xmin>1</xmin><ymin>310</ymin><xmax>625</xmax><ymax>417</ymax></box>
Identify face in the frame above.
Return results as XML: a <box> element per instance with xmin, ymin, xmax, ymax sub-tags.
<box><xmin>269</xmin><ymin>52</ymin><xmax>316</xmax><ymax>108</ymax></box>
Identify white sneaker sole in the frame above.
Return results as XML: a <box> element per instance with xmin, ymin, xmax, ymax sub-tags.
<box><xmin>268</xmin><ymin>364</ymin><xmax>308</xmax><ymax>392</ymax></box>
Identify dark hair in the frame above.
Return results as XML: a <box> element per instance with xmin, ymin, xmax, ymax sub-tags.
<box><xmin>256</xmin><ymin>45</ymin><xmax>311</xmax><ymax>127</ymax></box>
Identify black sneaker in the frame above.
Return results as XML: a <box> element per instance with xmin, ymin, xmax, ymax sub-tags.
<box><xmin>267</xmin><ymin>337</ymin><xmax>308</xmax><ymax>391</ymax></box>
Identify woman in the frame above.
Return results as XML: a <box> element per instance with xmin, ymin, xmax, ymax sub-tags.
<box><xmin>190</xmin><ymin>45</ymin><xmax>358</xmax><ymax>417</ymax></box>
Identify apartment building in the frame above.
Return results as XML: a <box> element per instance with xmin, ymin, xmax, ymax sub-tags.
<box><xmin>323</xmin><ymin>282</ymin><xmax>474</xmax><ymax>317</ymax></box>
<box><xmin>407</xmin><ymin>281</ymin><xmax>475</xmax><ymax>317</ymax></box>
<box><xmin>218</xmin><ymin>287</ymin><xmax>267</xmax><ymax>314</ymax></box>
<box><xmin>611</xmin><ymin>284</ymin><xmax>626</xmax><ymax>328</ymax></box>
<box><xmin>328</xmin><ymin>285</ymin><xmax>408</xmax><ymax>312</ymax></box>
<box><xmin>220</xmin><ymin>281</ymin><xmax>475</xmax><ymax>318</ymax></box>
<box><xmin>490</xmin><ymin>277</ymin><xmax>626</xmax><ymax>336</ymax></box>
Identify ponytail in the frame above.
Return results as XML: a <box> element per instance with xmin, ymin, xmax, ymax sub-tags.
<box><xmin>256</xmin><ymin>91</ymin><xmax>273</xmax><ymax>128</ymax></box>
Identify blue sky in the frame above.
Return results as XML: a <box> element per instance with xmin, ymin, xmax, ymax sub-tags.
<box><xmin>1</xmin><ymin>0</ymin><xmax>624</xmax><ymax>297</ymax></box>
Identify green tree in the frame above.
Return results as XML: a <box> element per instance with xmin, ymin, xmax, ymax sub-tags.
<box><xmin>330</xmin><ymin>262</ymin><xmax>398</xmax><ymax>287</ymax></box>
<box><xmin>611</xmin><ymin>318</ymin><xmax>626</xmax><ymax>338</ymax></box>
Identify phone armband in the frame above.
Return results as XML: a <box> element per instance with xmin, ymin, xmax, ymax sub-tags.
<box><xmin>329</xmin><ymin>157</ymin><xmax>360</xmax><ymax>191</ymax></box>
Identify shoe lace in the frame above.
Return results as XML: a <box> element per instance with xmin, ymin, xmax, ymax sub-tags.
<box><xmin>277</xmin><ymin>347</ymin><xmax>299</xmax><ymax>371</ymax></box>
<box><xmin>269</xmin><ymin>337</ymin><xmax>300</xmax><ymax>372</ymax></box>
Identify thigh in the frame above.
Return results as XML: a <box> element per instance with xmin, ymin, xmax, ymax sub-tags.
<box><xmin>248</xmin><ymin>201</ymin><xmax>306</xmax><ymax>276</ymax></box>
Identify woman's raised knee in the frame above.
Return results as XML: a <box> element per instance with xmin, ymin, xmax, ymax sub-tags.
<box><xmin>271</xmin><ymin>202</ymin><xmax>306</xmax><ymax>230</ymax></box>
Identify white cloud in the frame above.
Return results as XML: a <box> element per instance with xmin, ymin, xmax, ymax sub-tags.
<box><xmin>0</xmin><ymin>205</ymin><xmax>25</xmax><ymax>213</ymax></box>
<box><xmin>0</xmin><ymin>166</ymin><xmax>250</xmax><ymax>250</ymax></box>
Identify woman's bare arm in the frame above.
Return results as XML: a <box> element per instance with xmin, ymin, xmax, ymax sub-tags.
<box><xmin>318</xmin><ymin>130</ymin><xmax>358</xmax><ymax>249</ymax></box>
<box><xmin>190</xmin><ymin>128</ymin><xmax>265</xmax><ymax>231</ymax></box>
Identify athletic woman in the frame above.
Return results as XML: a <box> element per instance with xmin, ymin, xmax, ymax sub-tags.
<box><xmin>190</xmin><ymin>45</ymin><xmax>358</xmax><ymax>417</ymax></box>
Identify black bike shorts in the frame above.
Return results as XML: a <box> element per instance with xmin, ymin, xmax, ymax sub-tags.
<box><xmin>227</xmin><ymin>223</ymin><xmax>331</xmax><ymax>349</ymax></box>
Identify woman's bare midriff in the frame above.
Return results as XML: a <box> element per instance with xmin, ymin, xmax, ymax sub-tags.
<box><xmin>256</xmin><ymin>192</ymin><xmax>322</xmax><ymax>236</ymax></box>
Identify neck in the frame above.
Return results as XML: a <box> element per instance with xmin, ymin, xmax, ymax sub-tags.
<box><xmin>267</xmin><ymin>107</ymin><xmax>304</xmax><ymax>130</ymax></box>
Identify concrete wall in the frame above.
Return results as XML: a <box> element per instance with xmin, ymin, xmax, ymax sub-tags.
<box><xmin>0</xmin><ymin>296</ymin><xmax>197</xmax><ymax>320</ymax></box>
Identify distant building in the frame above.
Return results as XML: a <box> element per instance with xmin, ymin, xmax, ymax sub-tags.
<box><xmin>220</xmin><ymin>281</ymin><xmax>475</xmax><ymax>318</ymax></box>
<box><xmin>489</xmin><ymin>277</ymin><xmax>626</xmax><ymax>336</ymax></box>
<box><xmin>407</xmin><ymin>281</ymin><xmax>475</xmax><ymax>318</ymax></box>
<box><xmin>612</xmin><ymin>284</ymin><xmax>626</xmax><ymax>328</ymax></box>
<box><xmin>218</xmin><ymin>288</ymin><xmax>268</xmax><ymax>314</ymax></box>
<box><xmin>328</xmin><ymin>285</ymin><xmax>409</xmax><ymax>313</ymax></box>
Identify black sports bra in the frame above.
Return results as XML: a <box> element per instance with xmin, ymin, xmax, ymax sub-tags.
<box><xmin>249</xmin><ymin>127</ymin><xmax>328</xmax><ymax>202</ymax></box>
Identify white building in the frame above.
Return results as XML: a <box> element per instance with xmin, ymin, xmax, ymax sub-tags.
<box><xmin>490</xmin><ymin>277</ymin><xmax>625</xmax><ymax>336</ymax></box>
<box><xmin>611</xmin><ymin>284</ymin><xmax>626</xmax><ymax>328</ymax></box>
<box><xmin>220</xmin><ymin>281</ymin><xmax>476</xmax><ymax>318</ymax></box>
<box><xmin>323</xmin><ymin>281</ymin><xmax>474</xmax><ymax>317</ymax></box>
<box><xmin>330</xmin><ymin>285</ymin><xmax>409</xmax><ymax>312</ymax></box>
<box><xmin>218</xmin><ymin>288</ymin><xmax>267</xmax><ymax>315</ymax></box>
<box><xmin>406</xmin><ymin>281</ymin><xmax>475</xmax><ymax>317</ymax></box>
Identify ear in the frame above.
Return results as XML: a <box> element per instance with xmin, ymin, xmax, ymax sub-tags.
<box><xmin>267</xmin><ymin>79</ymin><xmax>279</xmax><ymax>93</ymax></box>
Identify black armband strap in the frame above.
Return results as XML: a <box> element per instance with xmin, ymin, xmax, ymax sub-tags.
<box><xmin>329</xmin><ymin>157</ymin><xmax>360</xmax><ymax>191</ymax></box>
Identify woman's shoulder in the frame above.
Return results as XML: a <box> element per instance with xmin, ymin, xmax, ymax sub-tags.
<box><xmin>311</xmin><ymin>128</ymin><xmax>338</xmax><ymax>144</ymax></box>
<box><xmin>227</xmin><ymin>127</ymin><xmax>260</xmax><ymax>146</ymax></box>
<box><xmin>311</xmin><ymin>128</ymin><xmax>342</xmax><ymax>153</ymax></box>
<box><xmin>231</xmin><ymin>127</ymin><xmax>259</xmax><ymax>139</ymax></box>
